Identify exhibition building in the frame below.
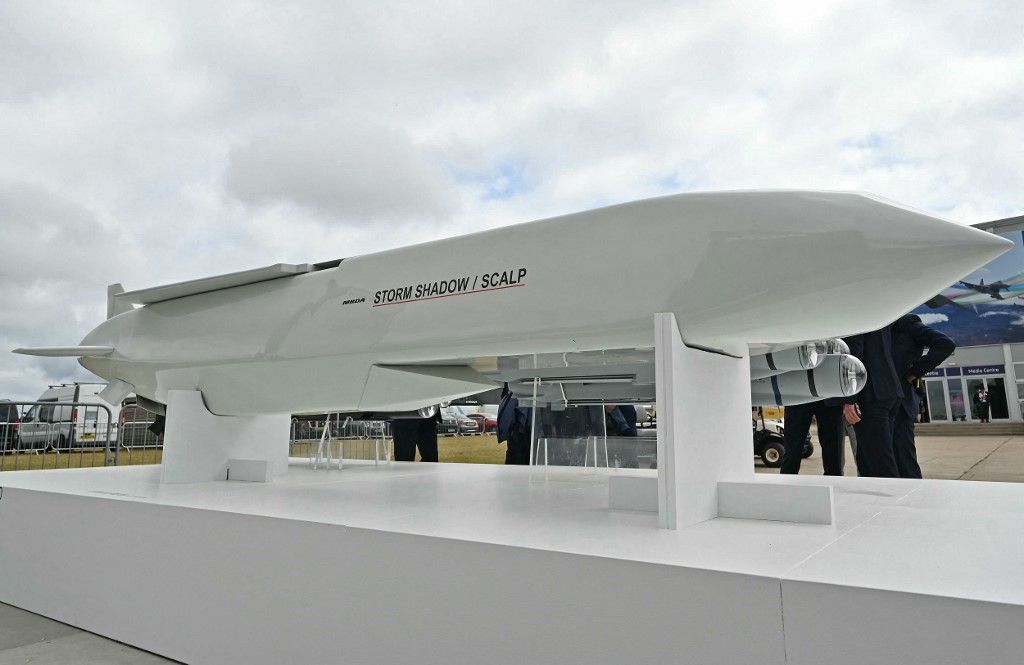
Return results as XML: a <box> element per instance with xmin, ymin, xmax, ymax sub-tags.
<box><xmin>915</xmin><ymin>214</ymin><xmax>1024</xmax><ymax>422</ymax></box>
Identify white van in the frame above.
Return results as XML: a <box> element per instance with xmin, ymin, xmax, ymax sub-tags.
<box><xmin>17</xmin><ymin>383</ymin><xmax>119</xmax><ymax>450</ymax></box>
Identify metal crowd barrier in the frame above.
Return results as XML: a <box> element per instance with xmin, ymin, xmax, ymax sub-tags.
<box><xmin>0</xmin><ymin>400</ymin><xmax>169</xmax><ymax>472</ymax></box>
<box><xmin>3</xmin><ymin>402</ymin><xmax>397</xmax><ymax>473</ymax></box>
<box><xmin>1</xmin><ymin>401</ymin><xmax>117</xmax><ymax>471</ymax></box>
<box><xmin>115</xmin><ymin>407</ymin><xmax>164</xmax><ymax>467</ymax></box>
<box><xmin>289</xmin><ymin>415</ymin><xmax>393</xmax><ymax>464</ymax></box>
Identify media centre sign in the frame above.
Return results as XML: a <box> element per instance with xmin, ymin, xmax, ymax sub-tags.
<box><xmin>924</xmin><ymin>365</ymin><xmax>1005</xmax><ymax>378</ymax></box>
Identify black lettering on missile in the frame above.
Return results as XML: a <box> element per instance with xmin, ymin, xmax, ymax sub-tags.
<box><xmin>342</xmin><ymin>297</ymin><xmax>366</xmax><ymax>305</ymax></box>
<box><xmin>370</xmin><ymin>267</ymin><xmax>528</xmax><ymax>308</ymax></box>
<box><xmin>374</xmin><ymin>286</ymin><xmax>413</xmax><ymax>305</ymax></box>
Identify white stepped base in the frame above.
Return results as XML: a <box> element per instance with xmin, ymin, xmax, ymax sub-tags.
<box><xmin>0</xmin><ymin>462</ymin><xmax>1022</xmax><ymax>664</ymax></box>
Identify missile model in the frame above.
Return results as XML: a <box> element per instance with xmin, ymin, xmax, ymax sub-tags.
<box><xmin>13</xmin><ymin>191</ymin><xmax>1011</xmax><ymax>416</ymax></box>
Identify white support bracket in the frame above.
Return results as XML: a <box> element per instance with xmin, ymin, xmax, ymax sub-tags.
<box><xmin>718</xmin><ymin>481</ymin><xmax>834</xmax><ymax>524</ymax></box>
<box><xmin>160</xmin><ymin>390</ymin><xmax>290</xmax><ymax>484</ymax></box>
<box><xmin>611</xmin><ymin>313</ymin><xmax>834</xmax><ymax>528</ymax></box>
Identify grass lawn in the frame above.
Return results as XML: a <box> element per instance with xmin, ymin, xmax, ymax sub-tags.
<box><xmin>1</xmin><ymin>434</ymin><xmax>506</xmax><ymax>473</ymax></box>
<box><xmin>0</xmin><ymin>447</ymin><xmax>163</xmax><ymax>472</ymax></box>
<box><xmin>437</xmin><ymin>434</ymin><xmax>506</xmax><ymax>464</ymax></box>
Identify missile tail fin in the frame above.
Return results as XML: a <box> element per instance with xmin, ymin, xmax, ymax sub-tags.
<box><xmin>98</xmin><ymin>379</ymin><xmax>133</xmax><ymax>405</ymax></box>
<box><xmin>107</xmin><ymin>283</ymin><xmax>132</xmax><ymax>318</ymax></box>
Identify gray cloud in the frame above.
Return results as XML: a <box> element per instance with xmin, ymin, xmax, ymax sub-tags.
<box><xmin>0</xmin><ymin>180</ymin><xmax>144</xmax><ymax>397</ymax></box>
<box><xmin>224</xmin><ymin>120</ymin><xmax>459</xmax><ymax>221</ymax></box>
<box><xmin>0</xmin><ymin>0</ymin><xmax>1023</xmax><ymax>398</ymax></box>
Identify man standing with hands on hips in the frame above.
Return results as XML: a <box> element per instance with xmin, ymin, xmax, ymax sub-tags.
<box><xmin>891</xmin><ymin>314</ymin><xmax>955</xmax><ymax>478</ymax></box>
<box><xmin>843</xmin><ymin>325</ymin><xmax>903</xmax><ymax>477</ymax></box>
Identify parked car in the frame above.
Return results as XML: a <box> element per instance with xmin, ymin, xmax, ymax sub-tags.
<box><xmin>464</xmin><ymin>411</ymin><xmax>497</xmax><ymax>434</ymax></box>
<box><xmin>17</xmin><ymin>383</ymin><xmax>119</xmax><ymax>450</ymax></box>
<box><xmin>0</xmin><ymin>400</ymin><xmax>20</xmax><ymax>451</ymax></box>
<box><xmin>439</xmin><ymin>408</ymin><xmax>481</xmax><ymax>436</ymax></box>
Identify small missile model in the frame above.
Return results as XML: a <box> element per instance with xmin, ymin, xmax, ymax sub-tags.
<box><xmin>14</xmin><ymin>191</ymin><xmax>1010</xmax><ymax>416</ymax></box>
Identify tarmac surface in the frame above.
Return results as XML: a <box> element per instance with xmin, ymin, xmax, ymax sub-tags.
<box><xmin>0</xmin><ymin>603</ymin><xmax>174</xmax><ymax>664</ymax></box>
<box><xmin>2</xmin><ymin>433</ymin><xmax>1022</xmax><ymax>663</ymax></box>
<box><xmin>757</xmin><ymin>433</ymin><xmax>1024</xmax><ymax>481</ymax></box>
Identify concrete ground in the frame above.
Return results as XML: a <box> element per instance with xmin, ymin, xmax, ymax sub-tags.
<box><xmin>0</xmin><ymin>603</ymin><xmax>175</xmax><ymax>664</ymax></box>
<box><xmin>2</xmin><ymin>434</ymin><xmax>1021</xmax><ymax>663</ymax></box>
<box><xmin>756</xmin><ymin>433</ymin><xmax>1024</xmax><ymax>481</ymax></box>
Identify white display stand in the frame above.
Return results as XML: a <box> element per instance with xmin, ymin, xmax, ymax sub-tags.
<box><xmin>159</xmin><ymin>389</ymin><xmax>290</xmax><ymax>483</ymax></box>
<box><xmin>1</xmin><ymin>464</ymin><xmax>1023</xmax><ymax>665</ymax></box>
<box><xmin>608</xmin><ymin>313</ymin><xmax>835</xmax><ymax>526</ymax></box>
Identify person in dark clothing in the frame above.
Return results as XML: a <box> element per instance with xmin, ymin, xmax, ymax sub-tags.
<box><xmin>844</xmin><ymin>325</ymin><xmax>903</xmax><ymax>477</ymax></box>
<box><xmin>391</xmin><ymin>412</ymin><xmax>441</xmax><ymax>462</ymax></box>
<box><xmin>779</xmin><ymin>399</ymin><xmax>846</xmax><ymax>475</ymax></box>
<box><xmin>973</xmin><ymin>386</ymin><xmax>991</xmax><ymax>423</ymax></box>
<box><xmin>498</xmin><ymin>386</ymin><xmax>533</xmax><ymax>464</ymax></box>
<box><xmin>605</xmin><ymin>405</ymin><xmax>638</xmax><ymax>437</ymax></box>
<box><xmin>890</xmin><ymin>314</ymin><xmax>955</xmax><ymax>478</ymax></box>
<box><xmin>604</xmin><ymin>405</ymin><xmax>639</xmax><ymax>468</ymax></box>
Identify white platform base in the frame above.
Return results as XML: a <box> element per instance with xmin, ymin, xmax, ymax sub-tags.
<box><xmin>1</xmin><ymin>463</ymin><xmax>1023</xmax><ymax>664</ymax></box>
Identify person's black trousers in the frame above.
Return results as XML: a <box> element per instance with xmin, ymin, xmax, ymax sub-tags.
<box><xmin>392</xmin><ymin>418</ymin><xmax>439</xmax><ymax>462</ymax></box>
<box><xmin>853</xmin><ymin>399</ymin><xmax>900</xmax><ymax>477</ymax></box>
<box><xmin>780</xmin><ymin>401</ymin><xmax>845</xmax><ymax>476</ymax></box>
<box><xmin>891</xmin><ymin>394</ymin><xmax>923</xmax><ymax>479</ymax></box>
<box><xmin>505</xmin><ymin>431</ymin><xmax>531</xmax><ymax>464</ymax></box>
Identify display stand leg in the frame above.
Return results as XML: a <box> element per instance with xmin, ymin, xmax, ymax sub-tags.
<box><xmin>653</xmin><ymin>313</ymin><xmax>752</xmax><ymax>528</ymax></box>
<box><xmin>159</xmin><ymin>390</ymin><xmax>290</xmax><ymax>484</ymax></box>
<box><xmin>622</xmin><ymin>313</ymin><xmax>835</xmax><ymax>528</ymax></box>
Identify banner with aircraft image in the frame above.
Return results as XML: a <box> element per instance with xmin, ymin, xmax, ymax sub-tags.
<box><xmin>912</xmin><ymin>228</ymin><xmax>1024</xmax><ymax>347</ymax></box>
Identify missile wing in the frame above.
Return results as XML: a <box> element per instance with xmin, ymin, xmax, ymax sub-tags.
<box><xmin>13</xmin><ymin>346</ymin><xmax>114</xmax><ymax>357</ymax></box>
<box><xmin>12</xmin><ymin>191</ymin><xmax>1011</xmax><ymax>416</ymax></box>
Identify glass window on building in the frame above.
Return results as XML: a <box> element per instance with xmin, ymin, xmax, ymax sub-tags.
<box><xmin>926</xmin><ymin>380</ymin><xmax>948</xmax><ymax>421</ymax></box>
<box><xmin>948</xmin><ymin>380</ymin><xmax>967</xmax><ymax>421</ymax></box>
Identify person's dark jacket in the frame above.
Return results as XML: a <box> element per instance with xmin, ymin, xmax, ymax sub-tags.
<box><xmin>843</xmin><ymin>324</ymin><xmax>902</xmax><ymax>404</ymax></box>
<box><xmin>891</xmin><ymin>314</ymin><xmax>955</xmax><ymax>397</ymax></box>
<box><xmin>497</xmin><ymin>390</ymin><xmax>530</xmax><ymax>443</ymax></box>
<box><xmin>607</xmin><ymin>406</ymin><xmax>638</xmax><ymax>437</ymax></box>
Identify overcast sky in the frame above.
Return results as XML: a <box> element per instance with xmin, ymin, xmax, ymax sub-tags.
<box><xmin>1</xmin><ymin>0</ymin><xmax>1023</xmax><ymax>399</ymax></box>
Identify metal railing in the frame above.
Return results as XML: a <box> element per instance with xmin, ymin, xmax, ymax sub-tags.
<box><xmin>3</xmin><ymin>403</ymin><xmax>398</xmax><ymax>473</ymax></box>
<box><xmin>289</xmin><ymin>415</ymin><xmax>393</xmax><ymax>466</ymax></box>
<box><xmin>115</xmin><ymin>414</ymin><xmax>164</xmax><ymax>467</ymax></box>
<box><xmin>2</xmin><ymin>404</ymin><xmax>515</xmax><ymax>473</ymax></box>
<box><xmin>1</xmin><ymin>400</ymin><xmax>165</xmax><ymax>472</ymax></box>
<box><xmin>1</xmin><ymin>401</ymin><xmax>116</xmax><ymax>471</ymax></box>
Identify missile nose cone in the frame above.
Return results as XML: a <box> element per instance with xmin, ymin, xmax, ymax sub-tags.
<box><xmin>888</xmin><ymin>204</ymin><xmax>1012</xmax><ymax>283</ymax></box>
<box><xmin>676</xmin><ymin>191</ymin><xmax>1017</xmax><ymax>346</ymax></box>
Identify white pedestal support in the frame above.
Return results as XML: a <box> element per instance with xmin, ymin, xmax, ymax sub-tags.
<box><xmin>645</xmin><ymin>313</ymin><xmax>834</xmax><ymax>528</ymax></box>
<box><xmin>159</xmin><ymin>390</ymin><xmax>290</xmax><ymax>484</ymax></box>
<box><xmin>654</xmin><ymin>313</ymin><xmax>752</xmax><ymax>528</ymax></box>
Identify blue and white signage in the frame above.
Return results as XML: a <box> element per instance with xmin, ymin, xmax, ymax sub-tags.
<box><xmin>962</xmin><ymin>364</ymin><xmax>1005</xmax><ymax>376</ymax></box>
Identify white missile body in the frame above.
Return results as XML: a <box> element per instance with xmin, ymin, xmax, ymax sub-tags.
<box><xmin>14</xmin><ymin>191</ymin><xmax>1011</xmax><ymax>416</ymax></box>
